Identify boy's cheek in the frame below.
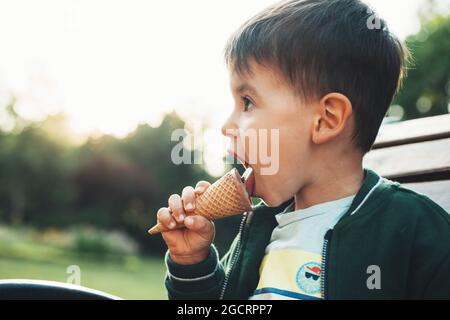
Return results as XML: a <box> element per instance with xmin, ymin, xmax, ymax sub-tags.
<box><xmin>254</xmin><ymin>141</ymin><xmax>310</xmax><ymax>204</ymax></box>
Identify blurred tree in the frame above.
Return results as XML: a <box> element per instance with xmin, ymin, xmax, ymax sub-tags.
<box><xmin>72</xmin><ymin>154</ymin><xmax>155</xmax><ymax>226</ymax></box>
<box><xmin>70</xmin><ymin>111</ymin><xmax>212</xmax><ymax>255</ymax></box>
<box><xmin>391</xmin><ymin>13</ymin><xmax>450</xmax><ymax>120</ymax></box>
<box><xmin>0</xmin><ymin>99</ymin><xmax>214</xmax><ymax>255</ymax></box>
<box><xmin>0</xmin><ymin>102</ymin><xmax>73</xmax><ymax>226</ymax></box>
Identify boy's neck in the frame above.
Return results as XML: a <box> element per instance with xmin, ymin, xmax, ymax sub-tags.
<box><xmin>294</xmin><ymin>157</ymin><xmax>364</xmax><ymax>211</ymax></box>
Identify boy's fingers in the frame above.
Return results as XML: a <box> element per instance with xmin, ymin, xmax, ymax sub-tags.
<box><xmin>168</xmin><ymin>194</ymin><xmax>185</xmax><ymax>223</ymax></box>
<box><xmin>194</xmin><ymin>181</ymin><xmax>211</xmax><ymax>195</ymax></box>
<box><xmin>156</xmin><ymin>207</ymin><xmax>177</xmax><ymax>230</ymax></box>
<box><xmin>181</xmin><ymin>186</ymin><xmax>196</xmax><ymax>213</ymax></box>
<box><xmin>184</xmin><ymin>215</ymin><xmax>214</xmax><ymax>235</ymax></box>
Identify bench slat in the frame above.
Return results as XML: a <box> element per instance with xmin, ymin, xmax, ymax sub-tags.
<box><xmin>373</xmin><ymin>114</ymin><xmax>450</xmax><ymax>149</ymax></box>
<box><xmin>402</xmin><ymin>180</ymin><xmax>450</xmax><ymax>212</ymax></box>
<box><xmin>364</xmin><ymin>138</ymin><xmax>450</xmax><ymax>182</ymax></box>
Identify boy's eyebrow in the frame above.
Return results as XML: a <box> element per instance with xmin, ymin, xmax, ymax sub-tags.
<box><xmin>235</xmin><ymin>83</ymin><xmax>259</xmax><ymax>96</ymax></box>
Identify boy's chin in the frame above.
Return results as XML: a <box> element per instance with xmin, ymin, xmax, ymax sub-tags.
<box><xmin>257</xmin><ymin>192</ymin><xmax>290</xmax><ymax>208</ymax></box>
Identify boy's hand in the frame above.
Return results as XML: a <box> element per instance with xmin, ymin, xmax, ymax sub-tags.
<box><xmin>157</xmin><ymin>180</ymin><xmax>215</xmax><ymax>265</ymax></box>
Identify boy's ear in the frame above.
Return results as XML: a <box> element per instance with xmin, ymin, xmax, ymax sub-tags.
<box><xmin>311</xmin><ymin>93</ymin><xmax>353</xmax><ymax>145</ymax></box>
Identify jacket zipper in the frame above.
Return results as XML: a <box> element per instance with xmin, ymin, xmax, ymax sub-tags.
<box><xmin>219</xmin><ymin>213</ymin><xmax>248</xmax><ymax>300</ymax></box>
<box><xmin>321</xmin><ymin>229</ymin><xmax>332</xmax><ymax>299</ymax></box>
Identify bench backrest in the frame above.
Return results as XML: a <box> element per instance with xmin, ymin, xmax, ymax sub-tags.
<box><xmin>364</xmin><ymin>114</ymin><xmax>450</xmax><ymax>212</ymax></box>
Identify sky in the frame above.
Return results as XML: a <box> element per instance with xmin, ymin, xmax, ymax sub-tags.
<box><xmin>0</xmin><ymin>0</ymin><xmax>447</xmax><ymax>175</ymax></box>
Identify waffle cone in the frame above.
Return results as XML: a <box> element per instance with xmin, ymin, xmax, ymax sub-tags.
<box><xmin>148</xmin><ymin>168</ymin><xmax>252</xmax><ymax>235</ymax></box>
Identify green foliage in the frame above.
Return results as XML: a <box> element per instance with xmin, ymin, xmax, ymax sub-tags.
<box><xmin>0</xmin><ymin>224</ymin><xmax>137</xmax><ymax>263</ymax></box>
<box><xmin>391</xmin><ymin>14</ymin><xmax>450</xmax><ymax>120</ymax></box>
<box><xmin>0</xmin><ymin>124</ymin><xmax>74</xmax><ymax>226</ymax></box>
<box><xmin>0</xmin><ymin>105</ymin><xmax>213</xmax><ymax>256</ymax></box>
<box><xmin>71</xmin><ymin>227</ymin><xmax>138</xmax><ymax>259</ymax></box>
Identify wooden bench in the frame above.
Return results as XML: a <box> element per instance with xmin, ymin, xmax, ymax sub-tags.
<box><xmin>364</xmin><ymin>114</ymin><xmax>450</xmax><ymax>212</ymax></box>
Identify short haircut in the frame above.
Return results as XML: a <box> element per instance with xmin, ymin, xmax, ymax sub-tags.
<box><xmin>224</xmin><ymin>0</ymin><xmax>409</xmax><ymax>153</ymax></box>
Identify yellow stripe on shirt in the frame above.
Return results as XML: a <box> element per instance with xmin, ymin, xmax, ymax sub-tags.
<box><xmin>251</xmin><ymin>249</ymin><xmax>323</xmax><ymax>300</ymax></box>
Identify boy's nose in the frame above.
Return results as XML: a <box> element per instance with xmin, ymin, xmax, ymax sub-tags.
<box><xmin>221</xmin><ymin>114</ymin><xmax>239</xmax><ymax>138</ymax></box>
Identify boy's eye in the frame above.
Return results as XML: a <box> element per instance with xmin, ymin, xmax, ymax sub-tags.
<box><xmin>242</xmin><ymin>96</ymin><xmax>254</xmax><ymax>112</ymax></box>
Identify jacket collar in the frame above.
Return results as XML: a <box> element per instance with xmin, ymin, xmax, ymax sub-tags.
<box><xmin>342</xmin><ymin>168</ymin><xmax>384</xmax><ymax>218</ymax></box>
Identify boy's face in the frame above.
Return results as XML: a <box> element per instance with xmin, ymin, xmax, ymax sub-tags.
<box><xmin>222</xmin><ymin>60</ymin><xmax>316</xmax><ymax>206</ymax></box>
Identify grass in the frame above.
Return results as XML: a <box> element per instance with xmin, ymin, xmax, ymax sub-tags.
<box><xmin>0</xmin><ymin>255</ymin><xmax>167</xmax><ymax>299</ymax></box>
<box><xmin>0</xmin><ymin>225</ymin><xmax>168</xmax><ymax>299</ymax></box>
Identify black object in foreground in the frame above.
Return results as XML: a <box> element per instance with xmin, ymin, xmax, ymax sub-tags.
<box><xmin>0</xmin><ymin>279</ymin><xmax>121</xmax><ymax>300</ymax></box>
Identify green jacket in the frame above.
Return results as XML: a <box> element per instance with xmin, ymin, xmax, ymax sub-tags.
<box><xmin>165</xmin><ymin>169</ymin><xmax>450</xmax><ymax>299</ymax></box>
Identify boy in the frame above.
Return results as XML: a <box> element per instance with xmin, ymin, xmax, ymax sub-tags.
<box><xmin>155</xmin><ymin>0</ymin><xmax>449</xmax><ymax>299</ymax></box>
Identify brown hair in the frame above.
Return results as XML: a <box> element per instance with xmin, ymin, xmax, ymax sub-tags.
<box><xmin>224</xmin><ymin>0</ymin><xmax>409</xmax><ymax>153</ymax></box>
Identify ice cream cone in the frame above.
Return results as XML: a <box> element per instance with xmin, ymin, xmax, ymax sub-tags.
<box><xmin>148</xmin><ymin>167</ymin><xmax>253</xmax><ymax>235</ymax></box>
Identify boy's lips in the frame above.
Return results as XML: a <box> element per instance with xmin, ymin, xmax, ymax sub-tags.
<box><xmin>227</xmin><ymin>150</ymin><xmax>255</xmax><ymax>196</ymax></box>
